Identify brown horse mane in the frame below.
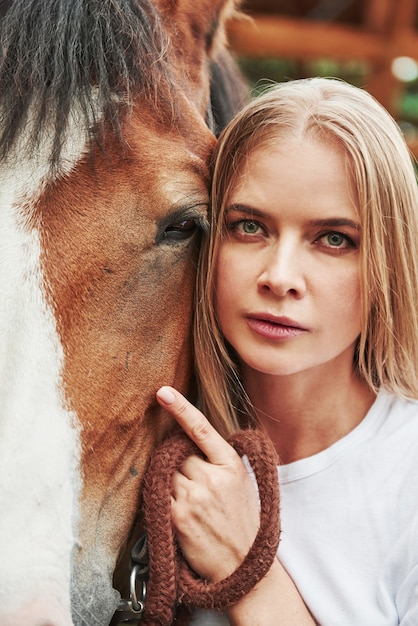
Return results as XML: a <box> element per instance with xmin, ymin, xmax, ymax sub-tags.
<box><xmin>209</xmin><ymin>48</ymin><xmax>250</xmax><ymax>138</ymax></box>
<box><xmin>0</xmin><ymin>0</ymin><xmax>177</xmax><ymax>167</ymax></box>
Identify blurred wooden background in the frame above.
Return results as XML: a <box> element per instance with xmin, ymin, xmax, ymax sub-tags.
<box><xmin>227</xmin><ymin>0</ymin><xmax>418</xmax><ymax>155</ymax></box>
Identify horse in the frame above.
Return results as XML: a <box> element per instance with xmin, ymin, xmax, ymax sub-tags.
<box><xmin>0</xmin><ymin>1</ymin><xmax>248</xmax><ymax>624</ymax></box>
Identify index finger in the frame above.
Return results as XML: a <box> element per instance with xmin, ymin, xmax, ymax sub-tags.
<box><xmin>156</xmin><ymin>386</ymin><xmax>237</xmax><ymax>466</ymax></box>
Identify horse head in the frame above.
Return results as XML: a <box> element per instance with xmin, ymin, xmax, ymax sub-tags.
<box><xmin>0</xmin><ymin>1</ymin><xmax>247</xmax><ymax>624</ymax></box>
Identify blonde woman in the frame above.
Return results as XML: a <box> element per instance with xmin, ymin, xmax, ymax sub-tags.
<box><xmin>157</xmin><ymin>77</ymin><xmax>418</xmax><ymax>625</ymax></box>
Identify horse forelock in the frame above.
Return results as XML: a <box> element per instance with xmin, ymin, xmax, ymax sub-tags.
<box><xmin>0</xmin><ymin>0</ymin><xmax>177</xmax><ymax>169</ymax></box>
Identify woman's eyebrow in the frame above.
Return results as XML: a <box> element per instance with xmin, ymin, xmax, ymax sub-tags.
<box><xmin>226</xmin><ymin>205</ymin><xmax>360</xmax><ymax>230</ymax></box>
<box><xmin>307</xmin><ymin>218</ymin><xmax>360</xmax><ymax>230</ymax></box>
<box><xmin>225</xmin><ymin>203</ymin><xmax>265</xmax><ymax>217</ymax></box>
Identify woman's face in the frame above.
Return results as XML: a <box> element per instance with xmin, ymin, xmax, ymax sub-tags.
<box><xmin>214</xmin><ymin>135</ymin><xmax>362</xmax><ymax>384</ymax></box>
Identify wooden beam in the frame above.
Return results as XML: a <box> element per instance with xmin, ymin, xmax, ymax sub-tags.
<box><xmin>226</xmin><ymin>0</ymin><xmax>418</xmax><ymax>66</ymax></box>
<box><xmin>389</xmin><ymin>0</ymin><xmax>417</xmax><ymax>31</ymax></box>
<box><xmin>363</xmin><ymin>0</ymin><xmax>418</xmax><ymax>114</ymax></box>
<box><xmin>364</xmin><ymin>0</ymin><xmax>393</xmax><ymax>33</ymax></box>
<box><xmin>227</xmin><ymin>14</ymin><xmax>385</xmax><ymax>61</ymax></box>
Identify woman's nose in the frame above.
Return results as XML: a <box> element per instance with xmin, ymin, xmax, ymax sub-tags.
<box><xmin>257</xmin><ymin>239</ymin><xmax>306</xmax><ymax>297</ymax></box>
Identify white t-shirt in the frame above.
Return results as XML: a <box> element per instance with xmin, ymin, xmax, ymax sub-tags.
<box><xmin>191</xmin><ymin>389</ymin><xmax>418</xmax><ymax>625</ymax></box>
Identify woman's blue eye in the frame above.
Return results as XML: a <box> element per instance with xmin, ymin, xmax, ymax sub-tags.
<box><xmin>326</xmin><ymin>232</ymin><xmax>346</xmax><ymax>247</ymax></box>
<box><xmin>241</xmin><ymin>220</ymin><xmax>259</xmax><ymax>234</ymax></box>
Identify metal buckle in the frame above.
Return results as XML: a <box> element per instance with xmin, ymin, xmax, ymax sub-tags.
<box><xmin>113</xmin><ymin>534</ymin><xmax>149</xmax><ymax>625</ymax></box>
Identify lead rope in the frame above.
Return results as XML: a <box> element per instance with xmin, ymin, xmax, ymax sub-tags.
<box><xmin>137</xmin><ymin>428</ymin><xmax>281</xmax><ymax>626</ymax></box>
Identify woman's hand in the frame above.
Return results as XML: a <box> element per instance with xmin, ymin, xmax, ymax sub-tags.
<box><xmin>156</xmin><ymin>386</ymin><xmax>316</xmax><ymax>625</ymax></box>
<box><xmin>156</xmin><ymin>386</ymin><xmax>260</xmax><ymax>583</ymax></box>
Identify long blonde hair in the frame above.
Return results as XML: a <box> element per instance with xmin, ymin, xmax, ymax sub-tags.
<box><xmin>194</xmin><ymin>77</ymin><xmax>418</xmax><ymax>437</ymax></box>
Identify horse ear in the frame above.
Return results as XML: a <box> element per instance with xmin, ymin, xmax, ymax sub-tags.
<box><xmin>158</xmin><ymin>0</ymin><xmax>240</xmax><ymax>56</ymax></box>
<box><xmin>185</xmin><ymin>0</ymin><xmax>241</xmax><ymax>58</ymax></box>
<box><xmin>155</xmin><ymin>0</ymin><xmax>242</xmax><ymax>110</ymax></box>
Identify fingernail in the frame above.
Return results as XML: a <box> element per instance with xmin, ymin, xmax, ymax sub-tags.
<box><xmin>157</xmin><ymin>386</ymin><xmax>176</xmax><ymax>405</ymax></box>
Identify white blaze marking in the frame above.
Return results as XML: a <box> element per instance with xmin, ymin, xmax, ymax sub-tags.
<box><xmin>0</xmin><ymin>121</ymin><xmax>88</xmax><ymax>622</ymax></box>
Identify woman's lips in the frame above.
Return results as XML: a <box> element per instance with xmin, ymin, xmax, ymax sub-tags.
<box><xmin>246</xmin><ymin>314</ymin><xmax>308</xmax><ymax>340</ymax></box>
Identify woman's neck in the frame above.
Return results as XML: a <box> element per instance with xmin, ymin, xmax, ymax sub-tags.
<box><xmin>242</xmin><ymin>367</ymin><xmax>376</xmax><ymax>464</ymax></box>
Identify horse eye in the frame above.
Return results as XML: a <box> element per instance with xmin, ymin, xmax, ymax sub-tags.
<box><xmin>163</xmin><ymin>219</ymin><xmax>198</xmax><ymax>241</ymax></box>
